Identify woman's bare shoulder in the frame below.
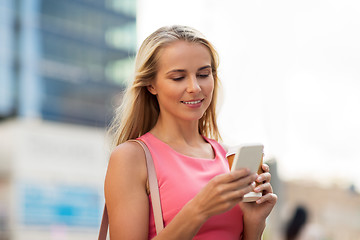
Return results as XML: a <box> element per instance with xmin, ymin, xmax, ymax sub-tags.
<box><xmin>105</xmin><ymin>140</ymin><xmax>147</xmax><ymax>189</ymax></box>
<box><xmin>109</xmin><ymin>140</ymin><xmax>145</xmax><ymax>165</ymax></box>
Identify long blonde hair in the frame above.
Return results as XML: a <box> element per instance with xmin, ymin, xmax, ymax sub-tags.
<box><xmin>108</xmin><ymin>25</ymin><xmax>222</xmax><ymax>148</ymax></box>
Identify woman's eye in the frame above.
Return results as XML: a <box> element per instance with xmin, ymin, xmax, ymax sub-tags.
<box><xmin>197</xmin><ymin>74</ymin><xmax>210</xmax><ymax>78</ymax></box>
<box><xmin>172</xmin><ymin>76</ymin><xmax>184</xmax><ymax>81</ymax></box>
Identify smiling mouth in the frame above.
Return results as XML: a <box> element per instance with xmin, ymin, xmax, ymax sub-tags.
<box><xmin>181</xmin><ymin>99</ymin><xmax>204</xmax><ymax>105</ymax></box>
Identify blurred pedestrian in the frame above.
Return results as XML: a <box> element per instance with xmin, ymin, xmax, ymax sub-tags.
<box><xmin>285</xmin><ymin>205</ymin><xmax>324</xmax><ymax>240</ymax></box>
<box><xmin>285</xmin><ymin>206</ymin><xmax>308</xmax><ymax>240</ymax></box>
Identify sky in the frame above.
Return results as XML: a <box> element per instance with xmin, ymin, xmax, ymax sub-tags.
<box><xmin>137</xmin><ymin>0</ymin><xmax>360</xmax><ymax>190</ymax></box>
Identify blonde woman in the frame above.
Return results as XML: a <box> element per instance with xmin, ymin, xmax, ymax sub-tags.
<box><xmin>105</xmin><ymin>25</ymin><xmax>277</xmax><ymax>239</ymax></box>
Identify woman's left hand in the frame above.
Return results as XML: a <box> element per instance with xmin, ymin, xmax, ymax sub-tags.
<box><xmin>239</xmin><ymin>163</ymin><xmax>277</xmax><ymax>226</ymax></box>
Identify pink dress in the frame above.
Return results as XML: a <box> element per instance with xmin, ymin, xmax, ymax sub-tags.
<box><xmin>138</xmin><ymin>133</ymin><xmax>243</xmax><ymax>239</ymax></box>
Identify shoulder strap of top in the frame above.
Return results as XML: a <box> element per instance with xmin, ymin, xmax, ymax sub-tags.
<box><xmin>98</xmin><ymin>139</ymin><xmax>164</xmax><ymax>240</ymax></box>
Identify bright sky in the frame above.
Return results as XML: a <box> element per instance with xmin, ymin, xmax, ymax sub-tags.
<box><xmin>137</xmin><ymin>0</ymin><xmax>360</xmax><ymax>190</ymax></box>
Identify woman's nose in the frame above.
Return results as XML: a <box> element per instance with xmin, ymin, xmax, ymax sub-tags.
<box><xmin>186</xmin><ymin>76</ymin><xmax>201</xmax><ymax>93</ymax></box>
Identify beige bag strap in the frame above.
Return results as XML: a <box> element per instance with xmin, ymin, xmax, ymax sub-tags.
<box><xmin>98</xmin><ymin>139</ymin><xmax>164</xmax><ymax>240</ymax></box>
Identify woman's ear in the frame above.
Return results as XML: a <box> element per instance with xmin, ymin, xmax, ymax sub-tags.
<box><xmin>147</xmin><ymin>85</ymin><xmax>157</xmax><ymax>95</ymax></box>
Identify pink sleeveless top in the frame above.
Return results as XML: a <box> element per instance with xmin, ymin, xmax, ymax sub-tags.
<box><xmin>138</xmin><ymin>133</ymin><xmax>243</xmax><ymax>239</ymax></box>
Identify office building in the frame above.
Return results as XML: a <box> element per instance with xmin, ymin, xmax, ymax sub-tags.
<box><xmin>0</xmin><ymin>0</ymin><xmax>136</xmax><ymax>239</ymax></box>
<box><xmin>1</xmin><ymin>0</ymin><xmax>136</xmax><ymax>126</ymax></box>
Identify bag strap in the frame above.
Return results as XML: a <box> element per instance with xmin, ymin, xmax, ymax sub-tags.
<box><xmin>98</xmin><ymin>205</ymin><xmax>108</xmax><ymax>239</ymax></box>
<box><xmin>98</xmin><ymin>139</ymin><xmax>164</xmax><ymax>240</ymax></box>
<box><xmin>135</xmin><ymin>139</ymin><xmax>164</xmax><ymax>234</ymax></box>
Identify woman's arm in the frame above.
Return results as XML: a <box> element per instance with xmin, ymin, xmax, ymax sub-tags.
<box><xmin>105</xmin><ymin>141</ymin><xmax>258</xmax><ymax>239</ymax></box>
<box><xmin>105</xmin><ymin>141</ymin><xmax>150</xmax><ymax>239</ymax></box>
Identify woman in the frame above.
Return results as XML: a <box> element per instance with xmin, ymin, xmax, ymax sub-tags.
<box><xmin>105</xmin><ymin>25</ymin><xmax>277</xmax><ymax>239</ymax></box>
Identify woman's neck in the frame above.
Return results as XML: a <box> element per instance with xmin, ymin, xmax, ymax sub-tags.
<box><xmin>150</xmin><ymin>115</ymin><xmax>204</xmax><ymax>147</ymax></box>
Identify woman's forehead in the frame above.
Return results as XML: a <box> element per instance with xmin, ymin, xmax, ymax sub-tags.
<box><xmin>157</xmin><ymin>41</ymin><xmax>212</xmax><ymax>72</ymax></box>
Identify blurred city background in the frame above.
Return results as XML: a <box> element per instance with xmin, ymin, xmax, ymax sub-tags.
<box><xmin>0</xmin><ymin>0</ymin><xmax>359</xmax><ymax>239</ymax></box>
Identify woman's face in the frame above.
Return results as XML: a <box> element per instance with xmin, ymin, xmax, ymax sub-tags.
<box><xmin>149</xmin><ymin>40</ymin><xmax>214</xmax><ymax>122</ymax></box>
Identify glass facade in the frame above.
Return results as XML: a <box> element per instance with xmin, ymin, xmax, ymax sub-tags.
<box><xmin>1</xmin><ymin>0</ymin><xmax>136</xmax><ymax>126</ymax></box>
<box><xmin>0</xmin><ymin>1</ymin><xmax>14</xmax><ymax>118</ymax></box>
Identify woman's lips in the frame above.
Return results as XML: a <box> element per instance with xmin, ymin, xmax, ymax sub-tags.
<box><xmin>181</xmin><ymin>99</ymin><xmax>203</xmax><ymax>105</ymax></box>
<box><xmin>180</xmin><ymin>99</ymin><xmax>204</xmax><ymax>108</ymax></box>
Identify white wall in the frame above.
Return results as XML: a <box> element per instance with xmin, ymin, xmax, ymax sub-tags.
<box><xmin>137</xmin><ymin>0</ymin><xmax>360</xmax><ymax>189</ymax></box>
<box><xmin>0</xmin><ymin>119</ymin><xmax>109</xmax><ymax>240</ymax></box>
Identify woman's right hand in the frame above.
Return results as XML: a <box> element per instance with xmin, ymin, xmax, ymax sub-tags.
<box><xmin>187</xmin><ymin>169</ymin><xmax>258</xmax><ymax>222</ymax></box>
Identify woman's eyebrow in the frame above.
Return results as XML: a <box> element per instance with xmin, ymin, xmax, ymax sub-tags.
<box><xmin>166</xmin><ymin>65</ymin><xmax>211</xmax><ymax>75</ymax></box>
<box><xmin>198</xmin><ymin>65</ymin><xmax>211</xmax><ymax>71</ymax></box>
<box><xmin>166</xmin><ymin>69</ymin><xmax>186</xmax><ymax>74</ymax></box>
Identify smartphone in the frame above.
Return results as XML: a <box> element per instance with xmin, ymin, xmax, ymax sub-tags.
<box><xmin>230</xmin><ymin>144</ymin><xmax>264</xmax><ymax>173</ymax></box>
<box><xmin>228</xmin><ymin>144</ymin><xmax>264</xmax><ymax>202</ymax></box>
